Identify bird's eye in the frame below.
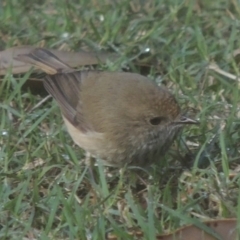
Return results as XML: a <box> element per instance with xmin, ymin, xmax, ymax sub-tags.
<box><xmin>149</xmin><ymin>117</ymin><xmax>166</xmax><ymax>125</ymax></box>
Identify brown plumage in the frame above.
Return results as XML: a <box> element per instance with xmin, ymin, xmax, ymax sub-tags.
<box><xmin>17</xmin><ymin>48</ymin><xmax>197</xmax><ymax>167</ymax></box>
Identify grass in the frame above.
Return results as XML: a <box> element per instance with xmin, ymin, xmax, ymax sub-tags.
<box><xmin>0</xmin><ymin>0</ymin><xmax>240</xmax><ymax>239</ymax></box>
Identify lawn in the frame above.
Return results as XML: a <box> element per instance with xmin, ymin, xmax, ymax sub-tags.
<box><xmin>0</xmin><ymin>0</ymin><xmax>240</xmax><ymax>239</ymax></box>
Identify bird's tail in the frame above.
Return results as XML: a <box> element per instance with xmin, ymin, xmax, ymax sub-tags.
<box><xmin>16</xmin><ymin>48</ymin><xmax>71</xmax><ymax>74</ymax></box>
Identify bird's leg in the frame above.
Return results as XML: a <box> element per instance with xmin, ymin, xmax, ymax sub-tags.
<box><xmin>85</xmin><ymin>152</ymin><xmax>98</xmax><ymax>186</ymax></box>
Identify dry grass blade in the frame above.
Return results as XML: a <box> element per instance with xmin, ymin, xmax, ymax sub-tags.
<box><xmin>208</xmin><ymin>62</ymin><xmax>240</xmax><ymax>81</ymax></box>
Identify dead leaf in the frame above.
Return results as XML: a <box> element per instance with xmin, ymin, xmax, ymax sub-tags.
<box><xmin>159</xmin><ymin>218</ymin><xmax>237</xmax><ymax>240</ymax></box>
<box><xmin>0</xmin><ymin>46</ymin><xmax>117</xmax><ymax>75</ymax></box>
<box><xmin>106</xmin><ymin>218</ymin><xmax>237</xmax><ymax>240</ymax></box>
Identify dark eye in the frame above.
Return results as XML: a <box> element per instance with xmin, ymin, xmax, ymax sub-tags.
<box><xmin>149</xmin><ymin>117</ymin><xmax>166</xmax><ymax>125</ymax></box>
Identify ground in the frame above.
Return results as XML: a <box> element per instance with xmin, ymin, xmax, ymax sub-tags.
<box><xmin>0</xmin><ymin>0</ymin><xmax>240</xmax><ymax>239</ymax></box>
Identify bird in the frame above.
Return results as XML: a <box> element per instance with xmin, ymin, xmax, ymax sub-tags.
<box><xmin>17</xmin><ymin>48</ymin><xmax>197</xmax><ymax>167</ymax></box>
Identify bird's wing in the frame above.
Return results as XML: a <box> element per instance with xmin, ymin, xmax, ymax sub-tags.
<box><xmin>17</xmin><ymin>48</ymin><xmax>92</xmax><ymax>132</ymax></box>
<box><xmin>44</xmin><ymin>72</ymin><xmax>93</xmax><ymax>132</ymax></box>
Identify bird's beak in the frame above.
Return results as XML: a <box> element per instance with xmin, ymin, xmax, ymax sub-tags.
<box><xmin>174</xmin><ymin>116</ymin><xmax>199</xmax><ymax>125</ymax></box>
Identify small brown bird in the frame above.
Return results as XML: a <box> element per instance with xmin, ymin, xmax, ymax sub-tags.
<box><xmin>17</xmin><ymin>48</ymin><xmax>197</xmax><ymax>167</ymax></box>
